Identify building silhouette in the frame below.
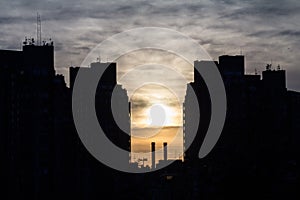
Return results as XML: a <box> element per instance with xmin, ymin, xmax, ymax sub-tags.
<box><xmin>69</xmin><ymin>62</ymin><xmax>132</xmax><ymax>199</ymax></box>
<box><xmin>183</xmin><ymin>60</ymin><xmax>213</xmax><ymax>163</ymax></box>
<box><xmin>183</xmin><ymin>55</ymin><xmax>299</xmax><ymax>199</ymax></box>
<box><xmin>69</xmin><ymin>62</ymin><xmax>131</xmax><ymax>155</ymax></box>
<box><xmin>0</xmin><ymin>41</ymin><xmax>56</xmax><ymax>199</ymax></box>
<box><xmin>0</xmin><ymin>41</ymin><xmax>132</xmax><ymax>199</ymax></box>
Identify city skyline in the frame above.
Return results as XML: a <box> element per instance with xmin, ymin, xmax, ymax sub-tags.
<box><xmin>1</xmin><ymin>29</ymin><xmax>299</xmax><ymax>199</ymax></box>
<box><xmin>1</xmin><ymin>1</ymin><xmax>300</xmax><ymax>198</ymax></box>
<box><xmin>1</xmin><ymin>33</ymin><xmax>298</xmax><ymax>166</ymax></box>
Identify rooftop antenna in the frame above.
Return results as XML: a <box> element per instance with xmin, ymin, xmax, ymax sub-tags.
<box><xmin>138</xmin><ymin>158</ymin><xmax>148</xmax><ymax>168</ymax></box>
<box><xmin>37</xmin><ymin>13</ymin><xmax>42</xmax><ymax>46</ymax></box>
<box><xmin>277</xmin><ymin>64</ymin><xmax>281</xmax><ymax>70</ymax></box>
<box><xmin>271</xmin><ymin>58</ymin><xmax>273</xmax><ymax>66</ymax></box>
<box><xmin>96</xmin><ymin>52</ymin><xmax>101</xmax><ymax>62</ymax></box>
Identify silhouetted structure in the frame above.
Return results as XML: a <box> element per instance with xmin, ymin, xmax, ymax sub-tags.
<box><xmin>183</xmin><ymin>55</ymin><xmax>299</xmax><ymax>199</ymax></box>
<box><xmin>0</xmin><ymin>42</ymin><xmax>132</xmax><ymax>199</ymax></box>
<box><xmin>151</xmin><ymin>142</ymin><xmax>156</xmax><ymax>169</ymax></box>
<box><xmin>163</xmin><ymin>142</ymin><xmax>168</xmax><ymax>161</ymax></box>
<box><xmin>0</xmin><ymin>42</ymin><xmax>55</xmax><ymax>199</ymax></box>
<box><xmin>183</xmin><ymin>60</ymin><xmax>213</xmax><ymax>163</ymax></box>
<box><xmin>69</xmin><ymin>62</ymin><xmax>131</xmax><ymax>199</ymax></box>
<box><xmin>69</xmin><ymin>62</ymin><xmax>131</xmax><ymax>155</ymax></box>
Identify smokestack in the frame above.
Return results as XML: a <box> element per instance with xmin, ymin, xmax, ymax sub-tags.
<box><xmin>163</xmin><ymin>142</ymin><xmax>167</xmax><ymax>161</ymax></box>
<box><xmin>151</xmin><ymin>142</ymin><xmax>155</xmax><ymax>169</ymax></box>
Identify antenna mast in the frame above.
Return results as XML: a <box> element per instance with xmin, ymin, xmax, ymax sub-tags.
<box><xmin>37</xmin><ymin>13</ymin><xmax>42</xmax><ymax>46</ymax></box>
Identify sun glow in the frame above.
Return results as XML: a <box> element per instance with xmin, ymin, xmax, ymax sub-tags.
<box><xmin>130</xmin><ymin>84</ymin><xmax>182</xmax><ymax>129</ymax></box>
<box><xmin>147</xmin><ymin>103</ymin><xmax>175</xmax><ymax>127</ymax></box>
<box><xmin>130</xmin><ymin>83</ymin><xmax>184</xmax><ymax>164</ymax></box>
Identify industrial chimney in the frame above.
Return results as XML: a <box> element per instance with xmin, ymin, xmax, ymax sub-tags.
<box><xmin>163</xmin><ymin>142</ymin><xmax>168</xmax><ymax>161</ymax></box>
<box><xmin>151</xmin><ymin>142</ymin><xmax>155</xmax><ymax>169</ymax></box>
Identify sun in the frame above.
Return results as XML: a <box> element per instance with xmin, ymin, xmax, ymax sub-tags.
<box><xmin>147</xmin><ymin>103</ymin><xmax>173</xmax><ymax>127</ymax></box>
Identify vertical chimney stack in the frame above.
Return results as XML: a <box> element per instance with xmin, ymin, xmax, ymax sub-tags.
<box><xmin>151</xmin><ymin>142</ymin><xmax>155</xmax><ymax>169</ymax></box>
<box><xmin>163</xmin><ymin>142</ymin><xmax>167</xmax><ymax>161</ymax></box>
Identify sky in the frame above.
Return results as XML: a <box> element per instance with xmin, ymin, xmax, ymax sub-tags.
<box><xmin>1</xmin><ymin>0</ymin><xmax>300</xmax><ymax>164</ymax></box>
<box><xmin>0</xmin><ymin>0</ymin><xmax>299</xmax><ymax>90</ymax></box>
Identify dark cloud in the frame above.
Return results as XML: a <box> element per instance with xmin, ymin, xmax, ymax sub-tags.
<box><xmin>131</xmin><ymin>97</ymin><xmax>151</xmax><ymax>109</ymax></box>
<box><xmin>248</xmin><ymin>29</ymin><xmax>300</xmax><ymax>38</ymax></box>
<box><xmin>278</xmin><ymin>30</ymin><xmax>300</xmax><ymax>37</ymax></box>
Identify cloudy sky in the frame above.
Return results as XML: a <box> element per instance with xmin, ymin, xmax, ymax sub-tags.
<box><xmin>0</xmin><ymin>0</ymin><xmax>299</xmax><ymax>89</ymax></box>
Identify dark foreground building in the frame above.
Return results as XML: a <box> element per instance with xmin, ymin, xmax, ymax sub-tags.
<box><xmin>183</xmin><ymin>55</ymin><xmax>300</xmax><ymax>199</ymax></box>
<box><xmin>0</xmin><ymin>42</ymin><xmax>57</xmax><ymax>199</ymax></box>
<box><xmin>0</xmin><ymin>41</ymin><xmax>132</xmax><ymax>199</ymax></box>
